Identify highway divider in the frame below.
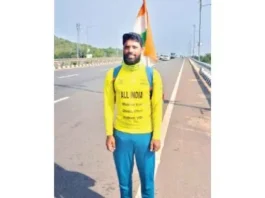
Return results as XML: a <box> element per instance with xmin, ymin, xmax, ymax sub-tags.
<box><xmin>190</xmin><ymin>58</ymin><xmax>211</xmax><ymax>71</ymax></box>
<box><xmin>54</xmin><ymin>57</ymin><xmax>123</xmax><ymax>70</ymax></box>
<box><xmin>189</xmin><ymin>58</ymin><xmax>211</xmax><ymax>87</ymax></box>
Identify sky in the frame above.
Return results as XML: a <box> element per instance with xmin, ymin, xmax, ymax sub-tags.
<box><xmin>55</xmin><ymin>0</ymin><xmax>211</xmax><ymax>56</ymax></box>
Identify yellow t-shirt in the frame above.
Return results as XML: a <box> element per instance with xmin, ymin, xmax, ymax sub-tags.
<box><xmin>103</xmin><ymin>62</ymin><xmax>163</xmax><ymax>140</ymax></box>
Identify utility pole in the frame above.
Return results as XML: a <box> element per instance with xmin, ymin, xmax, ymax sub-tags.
<box><xmin>188</xmin><ymin>39</ymin><xmax>192</xmax><ymax>57</ymax></box>
<box><xmin>193</xmin><ymin>24</ymin><xmax>196</xmax><ymax>57</ymax></box>
<box><xmin>76</xmin><ymin>23</ymin><xmax>80</xmax><ymax>59</ymax></box>
<box><xmin>198</xmin><ymin>0</ymin><xmax>211</xmax><ymax>61</ymax></box>
<box><xmin>198</xmin><ymin>0</ymin><xmax>202</xmax><ymax>61</ymax></box>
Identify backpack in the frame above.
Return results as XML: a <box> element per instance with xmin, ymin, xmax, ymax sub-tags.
<box><xmin>112</xmin><ymin>65</ymin><xmax>154</xmax><ymax>102</ymax></box>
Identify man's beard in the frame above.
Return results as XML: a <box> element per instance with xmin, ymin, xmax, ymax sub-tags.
<box><xmin>123</xmin><ymin>53</ymin><xmax>141</xmax><ymax>65</ymax></box>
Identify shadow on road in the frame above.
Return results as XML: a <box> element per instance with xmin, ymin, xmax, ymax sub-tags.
<box><xmin>164</xmin><ymin>100</ymin><xmax>211</xmax><ymax>113</ymax></box>
<box><xmin>54</xmin><ymin>84</ymin><xmax>103</xmax><ymax>94</ymax></box>
<box><xmin>54</xmin><ymin>163</ymin><xmax>104</xmax><ymax>198</ymax></box>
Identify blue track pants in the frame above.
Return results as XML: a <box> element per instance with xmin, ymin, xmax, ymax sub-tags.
<box><xmin>113</xmin><ymin>129</ymin><xmax>155</xmax><ymax>198</ymax></box>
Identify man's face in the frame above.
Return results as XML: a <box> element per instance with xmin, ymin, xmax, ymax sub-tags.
<box><xmin>123</xmin><ymin>39</ymin><xmax>143</xmax><ymax>65</ymax></box>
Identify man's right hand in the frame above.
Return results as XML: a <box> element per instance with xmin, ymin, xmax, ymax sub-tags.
<box><xmin>106</xmin><ymin>135</ymin><xmax>116</xmax><ymax>152</ymax></box>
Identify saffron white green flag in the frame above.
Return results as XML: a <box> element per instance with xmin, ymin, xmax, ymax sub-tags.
<box><xmin>134</xmin><ymin>0</ymin><xmax>158</xmax><ymax>67</ymax></box>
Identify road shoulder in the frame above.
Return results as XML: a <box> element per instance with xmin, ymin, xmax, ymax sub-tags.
<box><xmin>155</xmin><ymin>59</ymin><xmax>211</xmax><ymax>198</ymax></box>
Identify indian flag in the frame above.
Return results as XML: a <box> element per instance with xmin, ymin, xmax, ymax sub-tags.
<box><xmin>134</xmin><ymin>0</ymin><xmax>158</xmax><ymax>66</ymax></box>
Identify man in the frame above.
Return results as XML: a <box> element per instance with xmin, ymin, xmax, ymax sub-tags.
<box><xmin>104</xmin><ymin>32</ymin><xmax>163</xmax><ymax>198</ymax></box>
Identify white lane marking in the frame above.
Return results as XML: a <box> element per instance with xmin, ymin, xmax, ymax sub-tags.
<box><xmin>54</xmin><ymin>97</ymin><xmax>69</xmax><ymax>104</ymax></box>
<box><xmin>57</xmin><ymin>74</ymin><xmax>79</xmax><ymax>79</ymax></box>
<box><xmin>135</xmin><ymin>59</ymin><xmax>185</xmax><ymax>198</ymax></box>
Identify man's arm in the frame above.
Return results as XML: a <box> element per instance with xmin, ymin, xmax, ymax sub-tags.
<box><xmin>151</xmin><ymin>69</ymin><xmax>163</xmax><ymax>140</ymax></box>
<box><xmin>104</xmin><ymin>69</ymin><xmax>115</xmax><ymax>136</ymax></box>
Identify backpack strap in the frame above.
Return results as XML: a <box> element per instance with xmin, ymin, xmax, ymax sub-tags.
<box><xmin>145</xmin><ymin>66</ymin><xmax>154</xmax><ymax>99</ymax></box>
<box><xmin>113</xmin><ymin>65</ymin><xmax>122</xmax><ymax>79</ymax></box>
<box><xmin>112</xmin><ymin>65</ymin><xmax>154</xmax><ymax>101</ymax></box>
<box><xmin>112</xmin><ymin>65</ymin><xmax>122</xmax><ymax>102</ymax></box>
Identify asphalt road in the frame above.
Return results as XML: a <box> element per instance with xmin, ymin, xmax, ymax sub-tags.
<box><xmin>54</xmin><ymin>58</ymin><xmax>211</xmax><ymax>198</ymax></box>
<box><xmin>54</xmin><ymin>63</ymin><xmax>118</xmax><ymax>101</ymax></box>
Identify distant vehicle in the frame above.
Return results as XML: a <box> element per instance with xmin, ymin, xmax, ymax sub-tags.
<box><xmin>170</xmin><ymin>53</ymin><xmax>177</xmax><ymax>59</ymax></box>
<box><xmin>160</xmin><ymin>55</ymin><xmax>170</xmax><ymax>61</ymax></box>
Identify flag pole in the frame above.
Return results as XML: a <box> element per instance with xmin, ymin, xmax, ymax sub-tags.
<box><xmin>146</xmin><ymin>57</ymin><xmax>149</xmax><ymax>67</ymax></box>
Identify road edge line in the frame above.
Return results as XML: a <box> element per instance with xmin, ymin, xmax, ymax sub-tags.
<box><xmin>135</xmin><ymin>59</ymin><xmax>186</xmax><ymax>198</ymax></box>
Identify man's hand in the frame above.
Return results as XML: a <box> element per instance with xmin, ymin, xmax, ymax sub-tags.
<box><xmin>106</xmin><ymin>135</ymin><xmax>116</xmax><ymax>152</ymax></box>
<box><xmin>150</xmin><ymin>139</ymin><xmax>161</xmax><ymax>152</ymax></box>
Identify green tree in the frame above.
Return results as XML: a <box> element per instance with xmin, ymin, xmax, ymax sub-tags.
<box><xmin>201</xmin><ymin>53</ymin><xmax>211</xmax><ymax>64</ymax></box>
<box><xmin>54</xmin><ymin>35</ymin><xmax>122</xmax><ymax>59</ymax></box>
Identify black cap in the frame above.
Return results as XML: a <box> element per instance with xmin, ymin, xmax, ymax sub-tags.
<box><xmin>122</xmin><ymin>32</ymin><xmax>143</xmax><ymax>47</ymax></box>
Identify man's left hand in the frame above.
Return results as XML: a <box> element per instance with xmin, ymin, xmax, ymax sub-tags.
<box><xmin>150</xmin><ymin>139</ymin><xmax>161</xmax><ymax>152</ymax></box>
